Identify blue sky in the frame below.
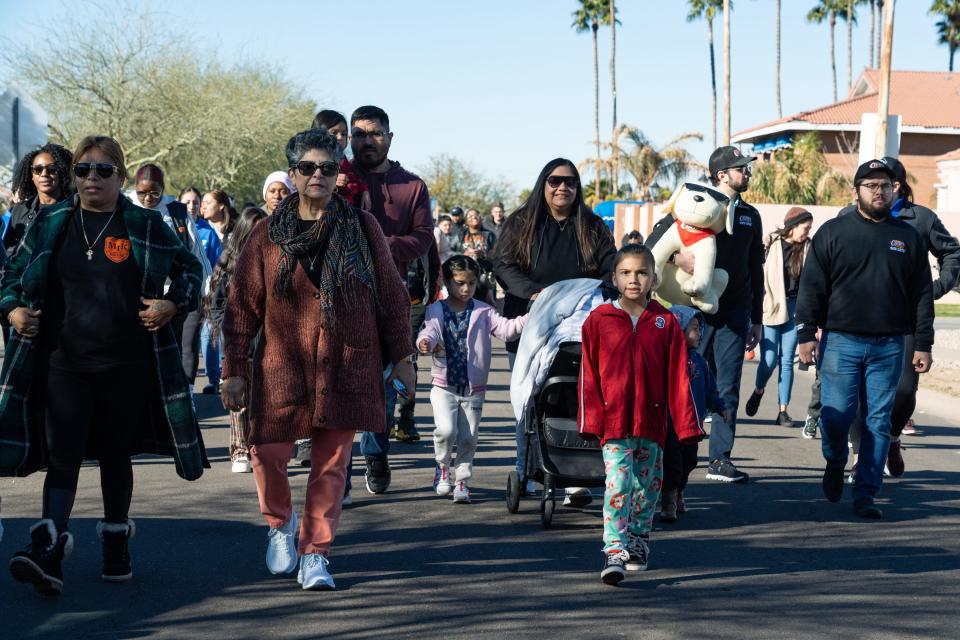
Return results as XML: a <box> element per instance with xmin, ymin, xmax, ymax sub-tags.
<box><xmin>2</xmin><ymin>0</ymin><xmax>950</xmax><ymax>194</ymax></box>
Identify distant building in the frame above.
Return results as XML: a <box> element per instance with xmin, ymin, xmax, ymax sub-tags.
<box><xmin>936</xmin><ymin>148</ymin><xmax>960</xmax><ymax>215</ymax></box>
<box><xmin>732</xmin><ymin>69</ymin><xmax>960</xmax><ymax>208</ymax></box>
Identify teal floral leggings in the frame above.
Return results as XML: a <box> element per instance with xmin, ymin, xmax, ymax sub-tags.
<box><xmin>601</xmin><ymin>437</ymin><xmax>663</xmax><ymax>552</ymax></box>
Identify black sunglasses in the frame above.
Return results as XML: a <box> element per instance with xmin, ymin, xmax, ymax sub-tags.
<box><xmin>32</xmin><ymin>164</ymin><xmax>57</xmax><ymax>176</ymax></box>
<box><xmin>73</xmin><ymin>163</ymin><xmax>119</xmax><ymax>179</ymax></box>
<box><xmin>685</xmin><ymin>183</ymin><xmax>730</xmax><ymax>203</ymax></box>
<box><xmin>292</xmin><ymin>160</ymin><xmax>339</xmax><ymax>177</ymax></box>
<box><xmin>546</xmin><ymin>175</ymin><xmax>578</xmax><ymax>189</ymax></box>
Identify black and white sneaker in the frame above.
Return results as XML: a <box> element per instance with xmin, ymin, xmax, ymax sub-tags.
<box><xmin>705</xmin><ymin>459</ymin><xmax>749</xmax><ymax>483</ymax></box>
<box><xmin>600</xmin><ymin>549</ymin><xmax>630</xmax><ymax>586</ymax></box>
<box><xmin>802</xmin><ymin>415</ymin><xmax>818</xmax><ymax>439</ymax></box>
<box><xmin>364</xmin><ymin>456</ymin><xmax>391</xmax><ymax>494</ymax></box>
<box><xmin>625</xmin><ymin>536</ymin><xmax>650</xmax><ymax>571</ymax></box>
<box><xmin>9</xmin><ymin>519</ymin><xmax>74</xmax><ymax>596</ymax></box>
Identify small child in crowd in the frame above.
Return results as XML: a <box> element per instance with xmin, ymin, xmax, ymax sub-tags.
<box><xmin>311</xmin><ymin>109</ymin><xmax>372</xmax><ymax>211</ymax></box>
<box><xmin>578</xmin><ymin>244</ymin><xmax>703</xmax><ymax>586</ymax></box>
<box><xmin>659</xmin><ymin>306</ymin><xmax>732</xmax><ymax>523</ymax></box>
<box><xmin>417</xmin><ymin>256</ymin><xmax>527</xmax><ymax>503</ymax></box>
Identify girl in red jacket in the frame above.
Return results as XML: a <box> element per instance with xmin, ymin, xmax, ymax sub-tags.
<box><xmin>578</xmin><ymin>244</ymin><xmax>703</xmax><ymax>586</ymax></box>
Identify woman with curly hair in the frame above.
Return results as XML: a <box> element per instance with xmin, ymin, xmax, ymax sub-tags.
<box><xmin>4</xmin><ymin>143</ymin><xmax>75</xmax><ymax>259</ymax></box>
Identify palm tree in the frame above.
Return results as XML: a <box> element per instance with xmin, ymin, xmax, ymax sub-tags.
<box><xmin>687</xmin><ymin>0</ymin><xmax>725</xmax><ymax>149</ymax></box>
<box><xmin>776</xmin><ymin>0</ymin><xmax>782</xmax><ymax>118</ymax></box>
<box><xmin>572</xmin><ymin>0</ymin><xmax>612</xmax><ymax>199</ymax></box>
<box><xmin>931</xmin><ymin>1</ymin><xmax>960</xmax><ymax>71</ymax></box>
<box><xmin>599</xmin><ymin>125</ymin><xmax>705</xmax><ymax>200</ymax></box>
<box><xmin>606</xmin><ymin>0</ymin><xmax>621</xmax><ymax>194</ymax></box>
<box><xmin>807</xmin><ymin>1</ymin><xmax>854</xmax><ymax>102</ymax></box>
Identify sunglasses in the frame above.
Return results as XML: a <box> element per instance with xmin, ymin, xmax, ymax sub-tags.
<box><xmin>136</xmin><ymin>190</ymin><xmax>163</xmax><ymax>200</ymax></box>
<box><xmin>546</xmin><ymin>175</ymin><xmax>578</xmax><ymax>189</ymax></box>
<box><xmin>685</xmin><ymin>183</ymin><xmax>730</xmax><ymax>203</ymax></box>
<box><xmin>32</xmin><ymin>164</ymin><xmax>57</xmax><ymax>176</ymax></box>
<box><xmin>73</xmin><ymin>163</ymin><xmax>119</xmax><ymax>179</ymax></box>
<box><xmin>292</xmin><ymin>160</ymin><xmax>339</xmax><ymax>177</ymax></box>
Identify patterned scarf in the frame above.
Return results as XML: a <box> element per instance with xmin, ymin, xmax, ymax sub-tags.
<box><xmin>268</xmin><ymin>192</ymin><xmax>377</xmax><ymax>326</ymax></box>
<box><xmin>441</xmin><ymin>299</ymin><xmax>474</xmax><ymax>395</ymax></box>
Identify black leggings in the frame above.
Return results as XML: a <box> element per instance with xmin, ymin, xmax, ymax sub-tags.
<box><xmin>42</xmin><ymin>364</ymin><xmax>150</xmax><ymax>531</ymax></box>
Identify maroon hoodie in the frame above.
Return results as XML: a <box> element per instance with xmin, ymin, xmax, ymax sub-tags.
<box><xmin>355</xmin><ymin>160</ymin><xmax>434</xmax><ymax>283</ymax></box>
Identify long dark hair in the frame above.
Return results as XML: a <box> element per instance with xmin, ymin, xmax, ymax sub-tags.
<box><xmin>204</xmin><ymin>206</ymin><xmax>268</xmax><ymax>326</ymax></box>
<box><xmin>497</xmin><ymin>158</ymin><xmax>608</xmax><ymax>274</ymax></box>
<box><xmin>11</xmin><ymin>143</ymin><xmax>74</xmax><ymax>203</ymax></box>
<box><xmin>770</xmin><ymin>227</ymin><xmax>808</xmax><ymax>280</ymax></box>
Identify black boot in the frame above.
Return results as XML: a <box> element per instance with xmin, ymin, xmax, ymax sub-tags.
<box><xmin>98</xmin><ymin>519</ymin><xmax>135</xmax><ymax>582</ymax></box>
<box><xmin>9</xmin><ymin>519</ymin><xmax>74</xmax><ymax>596</ymax></box>
<box><xmin>393</xmin><ymin>402</ymin><xmax>421</xmax><ymax>442</ymax></box>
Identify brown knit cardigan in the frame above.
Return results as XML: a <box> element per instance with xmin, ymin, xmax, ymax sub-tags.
<box><xmin>220</xmin><ymin>212</ymin><xmax>412</xmax><ymax>444</ymax></box>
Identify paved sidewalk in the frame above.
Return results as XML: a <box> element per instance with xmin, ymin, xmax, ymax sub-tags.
<box><xmin>2</xmin><ymin>345</ymin><xmax>959</xmax><ymax>639</ymax></box>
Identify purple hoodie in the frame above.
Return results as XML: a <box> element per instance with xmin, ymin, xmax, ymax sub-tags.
<box><xmin>355</xmin><ymin>160</ymin><xmax>434</xmax><ymax>281</ymax></box>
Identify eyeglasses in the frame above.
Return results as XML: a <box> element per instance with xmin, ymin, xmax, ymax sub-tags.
<box><xmin>858</xmin><ymin>181</ymin><xmax>893</xmax><ymax>193</ymax></box>
<box><xmin>136</xmin><ymin>190</ymin><xmax>162</xmax><ymax>200</ymax></box>
<box><xmin>723</xmin><ymin>165</ymin><xmax>752</xmax><ymax>176</ymax></box>
<box><xmin>546</xmin><ymin>176</ymin><xmax>579</xmax><ymax>189</ymax></box>
<box><xmin>73</xmin><ymin>163</ymin><xmax>119</xmax><ymax>179</ymax></box>
<box><xmin>352</xmin><ymin>129</ymin><xmax>387</xmax><ymax>142</ymax></box>
<box><xmin>32</xmin><ymin>164</ymin><xmax>57</xmax><ymax>176</ymax></box>
<box><xmin>292</xmin><ymin>160</ymin><xmax>339</xmax><ymax>177</ymax></box>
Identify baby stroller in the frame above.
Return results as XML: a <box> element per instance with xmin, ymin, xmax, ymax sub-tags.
<box><xmin>504</xmin><ymin>341</ymin><xmax>606</xmax><ymax>528</ymax></box>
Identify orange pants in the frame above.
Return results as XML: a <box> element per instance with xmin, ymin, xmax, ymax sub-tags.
<box><xmin>250</xmin><ymin>429</ymin><xmax>355</xmax><ymax>556</ymax></box>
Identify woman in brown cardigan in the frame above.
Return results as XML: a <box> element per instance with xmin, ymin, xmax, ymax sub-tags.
<box><xmin>220</xmin><ymin>128</ymin><xmax>414</xmax><ymax>591</ymax></box>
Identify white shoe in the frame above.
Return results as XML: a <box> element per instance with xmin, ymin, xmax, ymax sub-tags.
<box><xmin>266</xmin><ymin>512</ymin><xmax>298</xmax><ymax>575</ymax></box>
<box><xmin>452</xmin><ymin>482</ymin><xmax>471</xmax><ymax>503</ymax></box>
<box><xmin>434</xmin><ymin>466</ymin><xmax>453</xmax><ymax>496</ymax></box>
<box><xmin>563</xmin><ymin>487</ymin><xmax>593</xmax><ymax>508</ymax></box>
<box><xmin>299</xmin><ymin>553</ymin><xmax>335</xmax><ymax>590</ymax></box>
<box><xmin>231</xmin><ymin>457</ymin><xmax>252</xmax><ymax>473</ymax></box>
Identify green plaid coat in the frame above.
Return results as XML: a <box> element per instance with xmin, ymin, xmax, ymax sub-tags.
<box><xmin>0</xmin><ymin>195</ymin><xmax>208</xmax><ymax>480</ymax></box>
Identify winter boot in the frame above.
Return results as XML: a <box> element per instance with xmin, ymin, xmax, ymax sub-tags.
<box><xmin>9</xmin><ymin>519</ymin><xmax>74</xmax><ymax>596</ymax></box>
<box><xmin>98</xmin><ymin>519</ymin><xmax>135</xmax><ymax>582</ymax></box>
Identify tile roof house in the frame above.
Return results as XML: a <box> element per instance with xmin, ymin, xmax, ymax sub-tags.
<box><xmin>732</xmin><ymin>69</ymin><xmax>960</xmax><ymax>207</ymax></box>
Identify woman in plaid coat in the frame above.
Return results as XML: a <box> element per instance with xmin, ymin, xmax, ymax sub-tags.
<box><xmin>1</xmin><ymin>136</ymin><xmax>207</xmax><ymax>596</ymax></box>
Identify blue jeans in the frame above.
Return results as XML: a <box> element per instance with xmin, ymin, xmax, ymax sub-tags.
<box><xmin>755</xmin><ymin>297</ymin><xmax>799</xmax><ymax>406</ymax></box>
<box><xmin>818</xmin><ymin>332</ymin><xmax>903</xmax><ymax>502</ymax></box>
<box><xmin>507</xmin><ymin>351</ymin><xmax>529</xmax><ymax>477</ymax></box>
<box><xmin>200</xmin><ymin>322</ymin><xmax>221</xmax><ymax>387</ymax></box>
<box><xmin>359</xmin><ymin>379</ymin><xmax>396</xmax><ymax>459</ymax></box>
<box><xmin>699</xmin><ymin>309</ymin><xmax>751</xmax><ymax>461</ymax></box>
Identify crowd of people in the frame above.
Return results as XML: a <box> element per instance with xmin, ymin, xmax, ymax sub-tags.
<box><xmin>0</xmin><ymin>102</ymin><xmax>954</xmax><ymax>592</ymax></box>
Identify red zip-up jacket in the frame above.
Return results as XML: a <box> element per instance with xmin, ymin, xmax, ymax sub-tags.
<box><xmin>578</xmin><ymin>300</ymin><xmax>704</xmax><ymax>446</ymax></box>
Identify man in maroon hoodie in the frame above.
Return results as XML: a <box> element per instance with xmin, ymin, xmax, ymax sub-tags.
<box><xmin>351</xmin><ymin>105</ymin><xmax>435</xmax><ymax>494</ymax></box>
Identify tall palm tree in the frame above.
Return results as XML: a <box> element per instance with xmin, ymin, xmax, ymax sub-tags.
<box><xmin>807</xmin><ymin>1</ymin><xmax>854</xmax><ymax>102</ymax></box>
<box><xmin>606</xmin><ymin>0</ymin><xmax>621</xmax><ymax>194</ymax></box>
<box><xmin>776</xmin><ymin>0</ymin><xmax>782</xmax><ymax>118</ymax></box>
<box><xmin>600</xmin><ymin>125</ymin><xmax>705</xmax><ymax>200</ymax></box>
<box><xmin>723</xmin><ymin>0</ymin><xmax>731</xmax><ymax>145</ymax></box>
<box><xmin>687</xmin><ymin>0</ymin><xmax>725</xmax><ymax>149</ymax></box>
<box><xmin>572</xmin><ymin>0</ymin><xmax>612</xmax><ymax>199</ymax></box>
<box><xmin>931</xmin><ymin>0</ymin><xmax>960</xmax><ymax>71</ymax></box>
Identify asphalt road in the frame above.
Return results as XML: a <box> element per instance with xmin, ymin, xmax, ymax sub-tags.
<box><xmin>2</xmin><ymin>346</ymin><xmax>959</xmax><ymax>640</ymax></box>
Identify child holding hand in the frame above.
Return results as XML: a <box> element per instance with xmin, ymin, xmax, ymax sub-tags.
<box><xmin>578</xmin><ymin>244</ymin><xmax>703</xmax><ymax>586</ymax></box>
<box><xmin>418</xmin><ymin>256</ymin><xmax>527</xmax><ymax>503</ymax></box>
<box><xmin>659</xmin><ymin>305</ymin><xmax>732</xmax><ymax>523</ymax></box>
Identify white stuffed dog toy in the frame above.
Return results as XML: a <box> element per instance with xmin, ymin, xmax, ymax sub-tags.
<box><xmin>649</xmin><ymin>182</ymin><xmax>736</xmax><ymax>314</ymax></box>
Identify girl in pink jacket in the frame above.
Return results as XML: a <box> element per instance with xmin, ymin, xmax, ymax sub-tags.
<box><xmin>417</xmin><ymin>256</ymin><xmax>527</xmax><ymax>503</ymax></box>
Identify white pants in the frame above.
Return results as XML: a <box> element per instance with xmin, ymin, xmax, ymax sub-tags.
<box><xmin>430</xmin><ymin>386</ymin><xmax>485</xmax><ymax>482</ymax></box>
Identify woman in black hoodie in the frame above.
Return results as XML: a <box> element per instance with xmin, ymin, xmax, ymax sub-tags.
<box><xmin>492</xmin><ymin>158</ymin><xmax>616</xmax><ymax>359</ymax></box>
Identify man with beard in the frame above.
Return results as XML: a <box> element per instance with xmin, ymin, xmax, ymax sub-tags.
<box><xmin>645</xmin><ymin>146</ymin><xmax>764</xmax><ymax>484</ymax></box>
<box><xmin>796</xmin><ymin>159</ymin><xmax>934</xmax><ymax>519</ymax></box>
<box><xmin>351</xmin><ymin>105</ymin><xmax>435</xmax><ymax>493</ymax></box>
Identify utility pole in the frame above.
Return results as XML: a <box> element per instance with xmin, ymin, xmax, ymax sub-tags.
<box><xmin>723</xmin><ymin>0</ymin><xmax>731</xmax><ymax>145</ymax></box>
<box><xmin>610</xmin><ymin>0</ymin><xmax>618</xmax><ymax>196</ymax></box>
<box><xmin>875</xmin><ymin>0</ymin><xmax>895</xmax><ymax>158</ymax></box>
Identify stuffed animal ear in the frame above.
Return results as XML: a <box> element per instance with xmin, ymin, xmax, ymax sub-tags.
<box><xmin>724</xmin><ymin>197</ymin><xmax>737</xmax><ymax>235</ymax></box>
<box><xmin>661</xmin><ymin>184</ymin><xmax>686</xmax><ymax>218</ymax></box>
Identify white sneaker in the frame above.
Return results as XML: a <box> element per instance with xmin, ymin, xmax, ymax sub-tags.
<box><xmin>434</xmin><ymin>466</ymin><xmax>453</xmax><ymax>496</ymax></box>
<box><xmin>265</xmin><ymin>512</ymin><xmax>298</xmax><ymax>575</ymax></box>
<box><xmin>563</xmin><ymin>487</ymin><xmax>593</xmax><ymax>508</ymax></box>
<box><xmin>299</xmin><ymin>553</ymin><xmax>335</xmax><ymax>591</ymax></box>
<box><xmin>231</xmin><ymin>457</ymin><xmax>252</xmax><ymax>473</ymax></box>
<box><xmin>452</xmin><ymin>482</ymin><xmax>471</xmax><ymax>503</ymax></box>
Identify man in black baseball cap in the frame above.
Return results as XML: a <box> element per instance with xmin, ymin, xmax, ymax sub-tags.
<box><xmin>645</xmin><ymin>144</ymin><xmax>765</xmax><ymax>484</ymax></box>
<box><xmin>853</xmin><ymin>158</ymin><xmax>897</xmax><ymax>186</ymax></box>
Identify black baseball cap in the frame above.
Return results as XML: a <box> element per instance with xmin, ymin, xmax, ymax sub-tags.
<box><xmin>854</xmin><ymin>158</ymin><xmax>897</xmax><ymax>185</ymax></box>
<box><xmin>450</xmin><ymin>206</ymin><xmax>464</xmax><ymax>217</ymax></box>
<box><xmin>709</xmin><ymin>145</ymin><xmax>756</xmax><ymax>178</ymax></box>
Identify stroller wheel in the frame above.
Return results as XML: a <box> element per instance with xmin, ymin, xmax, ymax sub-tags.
<box><xmin>540</xmin><ymin>496</ymin><xmax>555</xmax><ymax>529</ymax></box>
<box><xmin>506</xmin><ymin>471</ymin><xmax>521</xmax><ymax>514</ymax></box>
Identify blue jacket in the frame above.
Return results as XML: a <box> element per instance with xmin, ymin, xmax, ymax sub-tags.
<box><xmin>669</xmin><ymin>305</ymin><xmax>725</xmax><ymax>424</ymax></box>
<box><xmin>195</xmin><ymin>218</ymin><xmax>223</xmax><ymax>268</ymax></box>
